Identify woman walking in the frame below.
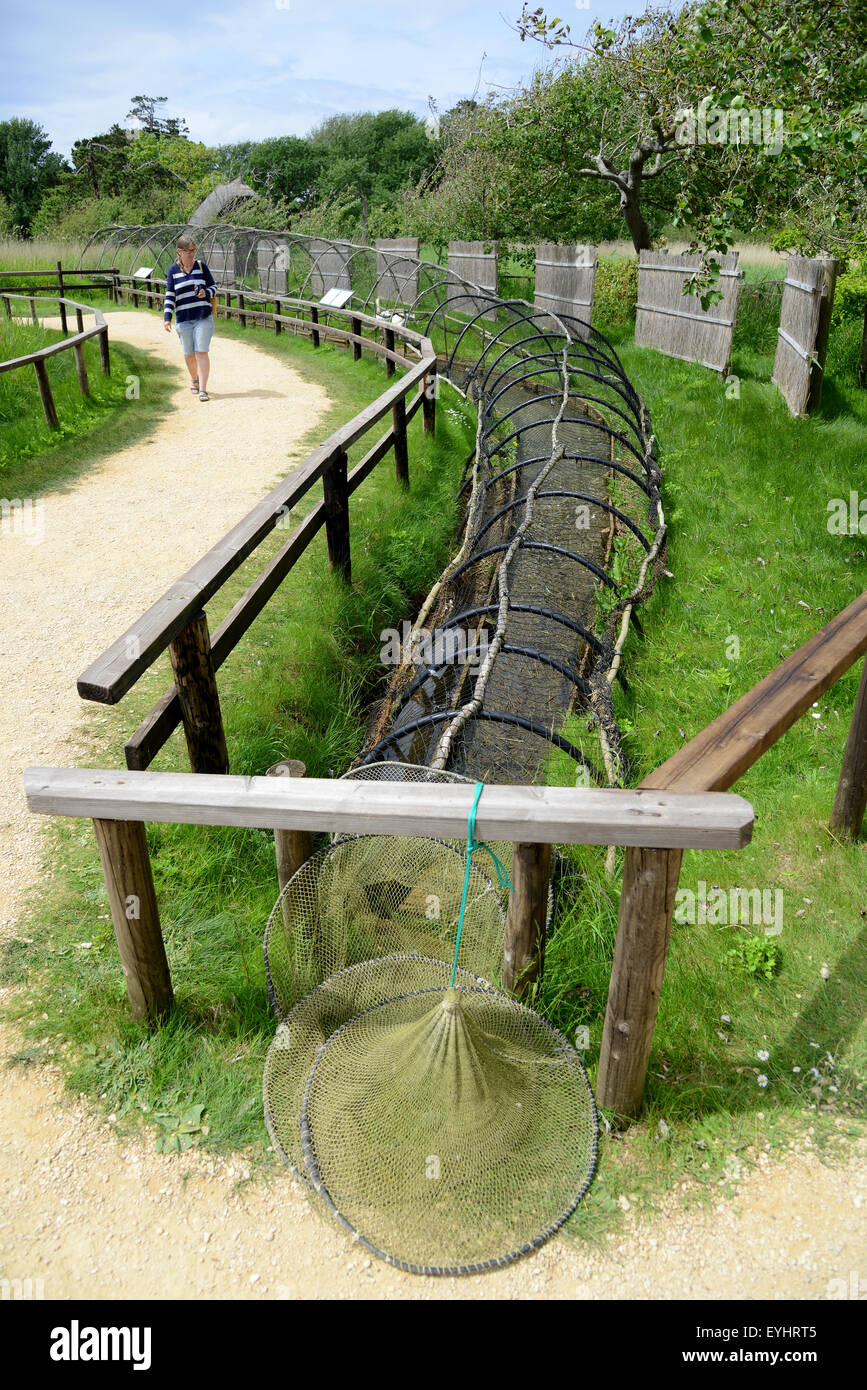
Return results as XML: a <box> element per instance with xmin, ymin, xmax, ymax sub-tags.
<box><xmin>163</xmin><ymin>234</ymin><xmax>217</xmax><ymax>401</ymax></box>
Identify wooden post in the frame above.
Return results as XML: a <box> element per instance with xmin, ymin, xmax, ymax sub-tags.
<box><xmin>322</xmin><ymin>449</ymin><xmax>351</xmax><ymax>582</ymax></box>
<box><xmin>98</xmin><ymin>325</ymin><xmax>111</xmax><ymax>376</ymax></box>
<box><xmin>274</xmin><ymin>298</ymin><xmax>282</xmax><ymax>335</ymax></box>
<box><xmin>224</xmin><ymin>291</ymin><xmax>232</xmax><ymax>319</ymax></box>
<box><xmin>310</xmin><ymin>305</ymin><xmax>320</xmax><ymax>348</ymax></box>
<box><xmin>56</xmin><ymin>262</ymin><xmax>68</xmax><ymax>334</ymax></box>
<box><xmin>29</xmin><ymin>296</ymin><xmax>37</xmax><ymax>325</ymax></box>
<box><xmin>830</xmin><ymin>655</ymin><xmax>867</xmax><ymax>839</ymax></box>
<box><xmin>72</xmin><ymin>342</ymin><xmax>90</xmax><ymax>397</ymax></box>
<box><xmin>239</xmin><ymin>292</ymin><xmax>246</xmax><ymax>327</ymax></box>
<box><xmin>75</xmin><ymin>307</ymin><xmax>84</xmax><ymax>334</ymax></box>
<box><xmin>266</xmin><ymin>761</ymin><xmax>313</xmax><ymax>924</ymax></box>
<box><xmin>422</xmin><ymin>367</ymin><xmax>437</xmax><ymax>435</ymax></box>
<box><xmin>351</xmin><ymin>315</ymin><xmax>362</xmax><ymax>361</ymax></box>
<box><xmin>503</xmin><ymin>842</ymin><xmax>550</xmax><ymax>998</ymax></box>
<box><xmin>33</xmin><ymin>359</ymin><xmax>59</xmax><ymax>429</ymax></box>
<box><xmin>596</xmin><ymin>845</ymin><xmax>684</xmax><ymax>1119</ymax></box>
<box><xmin>385</xmin><ymin>326</ymin><xmax>395</xmax><ymax>378</ymax></box>
<box><xmin>807</xmin><ymin>256</ymin><xmax>839</xmax><ymax>414</ymax></box>
<box><xmin>167</xmin><ymin>611</ymin><xmax>230</xmax><ymax>775</ymax></box>
<box><xmin>2</xmin><ymin>294</ymin><xmax>11</xmax><ymax>320</ymax></box>
<box><xmin>393</xmin><ymin>394</ymin><xmax>409</xmax><ymax>487</ymax></box>
<box><xmin>92</xmin><ymin>817</ymin><xmax>173</xmax><ymax>1026</ymax></box>
<box><xmin>111</xmin><ymin>268</ymin><xmax>120</xmax><ymax>303</ymax></box>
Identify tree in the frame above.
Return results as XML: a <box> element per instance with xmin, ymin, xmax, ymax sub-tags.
<box><xmin>244</xmin><ymin>136</ymin><xmax>324</xmax><ymax>210</ymax></box>
<box><xmin>0</xmin><ymin>118</ymin><xmax>65</xmax><ymax>233</ymax></box>
<box><xmin>126</xmin><ymin>96</ymin><xmax>189</xmax><ymax>139</ymax></box>
<box><xmin>312</xmin><ymin>110</ymin><xmax>436</xmax><ymax>242</ymax></box>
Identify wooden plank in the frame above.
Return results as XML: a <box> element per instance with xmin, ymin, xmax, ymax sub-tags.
<box><xmin>25</xmin><ymin>770</ymin><xmax>754</xmax><ymax>848</ymax></box>
<box><xmin>503</xmin><ymin>841</ymin><xmax>550</xmax><ymax>997</ymax></box>
<box><xmin>92</xmin><ymin>817</ymin><xmax>173</xmax><ymax>1026</ymax></box>
<box><xmin>56</xmin><ymin>262</ymin><xmax>68</xmax><ymax>333</ymax></box>
<box><xmin>806</xmin><ymin>257</ymin><xmax>838</xmax><ymax>414</ymax></box>
<box><xmin>830</xmin><ymin>654</ymin><xmax>867</xmax><ymax>839</ymax></box>
<box><xmin>77</xmin><ymin>353</ymin><xmax>433</xmax><ymax>705</ymax></box>
<box><xmin>596</xmin><ymin>846</ymin><xmax>684</xmax><ymax>1117</ymax></box>
<box><xmin>642</xmin><ymin>590</ymin><xmax>867</xmax><ymax>792</ymax></box>
<box><xmin>167</xmin><ymin>613</ymin><xmax>229</xmax><ymax>775</ymax></box>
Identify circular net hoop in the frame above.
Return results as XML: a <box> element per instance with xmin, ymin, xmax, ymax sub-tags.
<box><xmin>264</xmin><ymin>954</ymin><xmax>497</xmax><ymax>1182</ymax></box>
<box><xmin>264</xmin><ymin>835</ymin><xmax>506</xmax><ymax>1020</ymax></box>
<box><xmin>300</xmin><ymin>983</ymin><xmax>598</xmax><ymax>1275</ymax></box>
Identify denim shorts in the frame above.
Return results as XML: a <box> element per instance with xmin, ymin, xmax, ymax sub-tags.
<box><xmin>177</xmin><ymin>315</ymin><xmax>214</xmax><ymax>354</ymax></box>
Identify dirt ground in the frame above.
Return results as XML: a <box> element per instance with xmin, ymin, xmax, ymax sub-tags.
<box><xmin>1</xmin><ymin>310</ymin><xmax>864</xmax><ymax>1301</ymax></box>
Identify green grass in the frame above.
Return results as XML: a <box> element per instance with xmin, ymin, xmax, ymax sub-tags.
<box><xmin>542</xmin><ymin>315</ymin><xmax>867</xmax><ymax>1240</ymax></box>
<box><xmin>0</xmin><ymin>314</ymin><xmax>175</xmax><ymax>498</ymax></box>
<box><xmin>1</xmin><ymin>304</ymin><xmax>478</xmax><ymax>1161</ymax></box>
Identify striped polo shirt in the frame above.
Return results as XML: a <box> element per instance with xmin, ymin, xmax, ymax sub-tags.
<box><xmin>163</xmin><ymin>259</ymin><xmax>217</xmax><ymax>324</ymax></box>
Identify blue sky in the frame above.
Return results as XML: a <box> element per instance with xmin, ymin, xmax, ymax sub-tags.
<box><xmin>4</xmin><ymin>0</ymin><xmax>639</xmax><ymax>156</ymax></box>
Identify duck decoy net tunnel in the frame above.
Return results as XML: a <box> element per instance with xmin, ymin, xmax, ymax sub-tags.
<box><xmin>82</xmin><ymin>224</ymin><xmax>668</xmax><ymax>786</ymax></box>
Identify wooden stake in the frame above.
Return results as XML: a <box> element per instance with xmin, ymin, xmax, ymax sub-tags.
<box><xmin>351</xmin><ymin>316</ymin><xmax>362</xmax><ymax>361</ymax></box>
<box><xmin>503</xmin><ymin>841</ymin><xmax>550</xmax><ymax>998</ymax></box>
<box><xmin>596</xmin><ymin>845</ymin><xmax>684</xmax><ymax>1119</ymax></box>
<box><xmin>29</xmin><ymin>297</ymin><xmax>37</xmax><ymax>324</ymax></box>
<box><xmin>393</xmin><ymin>395</ymin><xmax>409</xmax><ymax>488</ymax></box>
<box><xmin>98</xmin><ymin>326</ymin><xmax>111</xmax><ymax>376</ymax></box>
<box><xmin>266</xmin><ymin>761</ymin><xmax>313</xmax><ymax>924</ymax></box>
<box><xmin>92</xmin><ymin>817</ymin><xmax>173</xmax><ymax>1026</ymax></box>
<box><xmin>75</xmin><ymin>307</ymin><xmax>84</xmax><ymax>334</ymax></box>
<box><xmin>385</xmin><ymin>327</ymin><xmax>395</xmax><ymax>378</ymax></box>
<box><xmin>33</xmin><ymin>359</ymin><xmax>59</xmax><ymax>429</ymax></box>
<box><xmin>168</xmin><ymin>611</ymin><xmax>230</xmax><ymax>775</ymax></box>
<box><xmin>830</xmin><ymin>654</ymin><xmax>867</xmax><ymax>839</ymax></box>
<box><xmin>239</xmin><ymin>293</ymin><xmax>247</xmax><ymax>328</ymax></box>
<box><xmin>310</xmin><ymin>305</ymin><xmax>320</xmax><ymax>349</ymax></box>
<box><xmin>274</xmin><ymin>299</ymin><xmax>282</xmax><ymax>335</ymax></box>
<box><xmin>56</xmin><ymin>262</ymin><xmax>68</xmax><ymax>334</ymax></box>
<box><xmin>73</xmin><ymin>342</ymin><xmax>90</xmax><ymax>397</ymax></box>
<box><xmin>322</xmin><ymin>449</ymin><xmax>351</xmax><ymax>582</ymax></box>
<box><xmin>422</xmin><ymin>369</ymin><xmax>436</xmax><ymax>436</ymax></box>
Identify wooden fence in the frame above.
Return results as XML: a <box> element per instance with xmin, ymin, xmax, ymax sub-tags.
<box><xmin>77</xmin><ymin>275</ymin><xmax>437</xmax><ymax>779</ymax></box>
<box><xmin>375</xmin><ymin>238</ymin><xmax>420</xmax><ymax>307</ymax></box>
<box><xmin>0</xmin><ymin>291</ymin><xmax>111</xmax><ymax>428</ymax></box>
<box><xmin>772</xmin><ymin>255</ymin><xmax>839</xmax><ymax>416</ymax></box>
<box><xmin>534</xmin><ymin>242</ymin><xmax>597</xmax><ymax>338</ymax></box>
<box><xmin>635</xmin><ymin>250</ymin><xmax>742</xmax><ymax>373</ymax></box>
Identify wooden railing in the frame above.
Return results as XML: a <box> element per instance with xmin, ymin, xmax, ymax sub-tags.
<box><xmin>23</xmin><ymin>769</ymin><xmax>753</xmax><ymax>1028</ymax></box>
<box><xmin>0</xmin><ymin>292</ymin><xmax>111</xmax><ymax>428</ymax></box>
<box><xmin>75</xmin><ymin>284</ymin><xmax>437</xmax><ymax>776</ymax></box>
<box><xmin>596</xmin><ymin>589</ymin><xmax>867</xmax><ymax>1117</ymax></box>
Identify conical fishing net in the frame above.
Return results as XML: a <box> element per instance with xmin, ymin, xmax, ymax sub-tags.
<box><xmin>264</xmin><ymin>834</ymin><xmax>507</xmax><ymax>1019</ymax></box>
<box><xmin>264</xmin><ymin>954</ymin><xmax>497</xmax><ymax>1182</ymax></box>
<box><xmin>299</xmin><ymin>983</ymin><xmax>597</xmax><ymax>1275</ymax></box>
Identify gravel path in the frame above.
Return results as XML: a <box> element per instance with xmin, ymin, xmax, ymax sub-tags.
<box><xmin>1</xmin><ymin>311</ymin><xmax>864</xmax><ymax>1301</ymax></box>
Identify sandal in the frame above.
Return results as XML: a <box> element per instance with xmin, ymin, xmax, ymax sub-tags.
<box><xmin>198</xmin><ymin>390</ymin><xmax>210</xmax><ymax>402</ymax></box>
<box><xmin>190</xmin><ymin>378</ymin><xmax>199</xmax><ymax>392</ymax></box>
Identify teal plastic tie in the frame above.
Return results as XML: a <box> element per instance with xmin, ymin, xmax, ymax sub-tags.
<box><xmin>449</xmin><ymin>782</ymin><xmax>513</xmax><ymax>987</ymax></box>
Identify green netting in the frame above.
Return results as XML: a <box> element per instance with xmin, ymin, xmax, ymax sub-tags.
<box><xmin>299</xmin><ymin>983</ymin><xmax>597</xmax><ymax>1275</ymax></box>
<box><xmin>263</xmin><ymin>954</ymin><xmax>496</xmax><ymax>1182</ymax></box>
<box><xmin>264</xmin><ymin>834</ymin><xmax>507</xmax><ymax>1020</ymax></box>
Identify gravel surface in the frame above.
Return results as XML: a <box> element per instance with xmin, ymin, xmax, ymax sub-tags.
<box><xmin>1</xmin><ymin>310</ymin><xmax>864</xmax><ymax>1301</ymax></box>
